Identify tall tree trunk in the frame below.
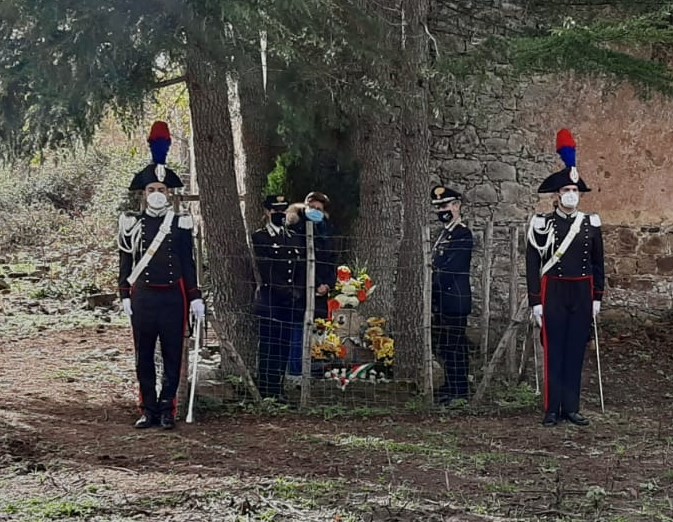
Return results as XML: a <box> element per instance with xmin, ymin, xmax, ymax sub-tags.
<box><xmin>226</xmin><ymin>63</ymin><xmax>271</xmax><ymax>242</ymax></box>
<box><xmin>238</xmin><ymin>55</ymin><xmax>273</xmax><ymax>232</ymax></box>
<box><xmin>393</xmin><ymin>0</ymin><xmax>431</xmax><ymax>380</ymax></box>
<box><xmin>186</xmin><ymin>46</ymin><xmax>258</xmax><ymax>368</ymax></box>
<box><xmin>350</xmin><ymin>118</ymin><xmax>402</xmax><ymax>319</ymax></box>
<box><xmin>351</xmin><ymin>0</ymin><xmax>403</xmax><ymax>320</ymax></box>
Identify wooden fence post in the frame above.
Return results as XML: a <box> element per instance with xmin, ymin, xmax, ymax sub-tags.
<box><xmin>479</xmin><ymin>220</ymin><xmax>494</xmax><ymax>371</ymax></box>
<box><xmin>300</xmin><ymin>221</ymin><xmax>316</xmax><ymax>409</ymax></box>
<box><xmin>422</xmin><ymin>225</ymin><xmax>434</xmax><ymax>405</ymax></box>
<box><xmin>506</xmin><ymin>225</ymin><xmax>519</xmax><ymax>380</ymax></box>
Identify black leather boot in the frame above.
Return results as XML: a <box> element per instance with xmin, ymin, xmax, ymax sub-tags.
<box><xmin>542</xmin><ymin>411</ymin><xmax>558</xmax><ymax>427</ymax></box>
<box><xmin>159</xmin><ymin>399</ymin><xmax>176</xmax><ymax>430</ymax></box>
<box><xmin>564</xmin><ymin>411</ymin><xmax>590</xmax><ymax>426</ymax></box>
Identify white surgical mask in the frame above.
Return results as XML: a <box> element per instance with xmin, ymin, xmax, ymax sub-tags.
<box><xmin>560</xmin><ymin>191</ymin><xmax>579</xmax><ymax>209</ymax></box>
<box><xmin>147</xmin><ymin>192</ymin><xmax>168</xmax><ymax>209</ymax></box>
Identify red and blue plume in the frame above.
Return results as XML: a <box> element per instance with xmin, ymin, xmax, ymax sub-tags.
<box><xmin>148</xmin><ymin>121</ymin><xmax>171</xmax><ymax>165</ymax></box>
<box><xmin>556</xmin><ymin>128</ymin><xmax>576</xmax><ymax>169</ymax></box>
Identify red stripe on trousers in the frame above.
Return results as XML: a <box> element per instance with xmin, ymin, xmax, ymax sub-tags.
<box><xmin>540</xmin><ymin>275</ymin><xmax>550</xmax><ymax>412</ymax></box>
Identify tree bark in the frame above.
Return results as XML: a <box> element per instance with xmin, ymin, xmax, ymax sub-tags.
<box><xmin>238</xmin><ymin>56</ymin><xmax>273</xmax><ymax>231</ymax></box>
<box><xmin>392</xmin><ymin>0</ymin><xmax>432</xmax><ymax>380</ymax></box>
<box><xmin>350</xmin><ymin>0</ymin><xmax>403</xmax><ymax>321</ymax></box>
<box><xmin>186</xmin><ymin>46</ymin><xmax>258</xmax><ymax>369</ymax></box>
<box><xmin>350</xmin><ymin>116</ymin><xmax>402</xmax><ymax>319</ymax></box>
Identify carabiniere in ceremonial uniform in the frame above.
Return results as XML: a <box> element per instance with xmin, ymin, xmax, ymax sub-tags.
<box><xmin>118</xmin><ymin>121</ymin><xmax>204</xmax><ymax>430</ymax></box>
<box><xmin>526</xmin><ymin>129</ymin><xmax>605</xmax><ymax>428</ymax></box>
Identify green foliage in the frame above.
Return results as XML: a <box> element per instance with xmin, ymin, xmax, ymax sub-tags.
<box><xmin>264</xmin><ymin>153</ymin><xmax>295</xmax><ymax>196</ymax></box>
<box><xmin>510</xmin><ymin>6</ymin><xmax>673</xmax><ymax>97</ymax></box>
<box><xmin>0</xmin><ymin>0</ymin><xmax>385</xmax><ymax>162</ymax></box>
<box><xmin>493</xmin><ymin>383</ymin><xmax>540</xmax><ymax>410</ymax></box>
<box><xmin>0</xmin><ymin>142</ymin><xmax>135</xmax><ymax>233</ymax></box>
<box><xmin>0</xmin><ymin>498</ymin><xmax>99</xmax><ymax>520</ymax></box>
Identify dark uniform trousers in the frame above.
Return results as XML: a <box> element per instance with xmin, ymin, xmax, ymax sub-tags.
<box><xmin>433</xmin><ymin>314</ymin><xmax>470</xmax><ymax>399</ymax></box>
<box><xmin>252</xmin><ymin>224</ymin><xmax>307</xmax><ymax>400</ymax></box>
<box><xmin>258</xmin><ymin>304</ymin><xmax>303</xmax><ymax>398</ymax></box>
<box><xmin>287</xmin><ymin>220</ymin><xmax>337</xmax><ymax>376</ymax></box>
<box><xmin>541</xmin><ymin>276</ymin><xmax>593</xmax><ymax>415</ymax></box>
<box><xmin>130</xmin><ymin>283</ymin><xmax>187</xmax><ymax>416</ymax></box>
<box><xmin>431</xmin><ymin>223</ymin><xmax>473</xmax><ymax>401</ymax></box>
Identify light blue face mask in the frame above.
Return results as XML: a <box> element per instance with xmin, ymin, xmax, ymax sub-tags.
<box><xmin>305</xmin><ymin>208</ymin><xmax>325</xmax><ymax>223</ymax></box>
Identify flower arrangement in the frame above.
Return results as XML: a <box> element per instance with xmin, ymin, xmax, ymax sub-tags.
<box><xmin>327</xmin><ymin>265</ymin><xmax>376</xmax><ymax>318</ymax></box>
<box><xmin>311</xmin><ymin>318</ymin><xmax>347</xmax><ymax>361</ymax></box>
<box><xmin>363</xmin><ymin>317</ymin><xmax>395</xmax><ymax>366</ymax></box>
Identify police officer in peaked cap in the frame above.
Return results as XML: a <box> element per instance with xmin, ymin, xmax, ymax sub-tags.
<box><xmin>430</xmin><ymin>185</ymin><xmax>474</xmax><ymax>405</ymax></box>
<box><xmin>251</xmin><ymin>195</ymin><xmax>307</xmax><ymax>402</ymax></box>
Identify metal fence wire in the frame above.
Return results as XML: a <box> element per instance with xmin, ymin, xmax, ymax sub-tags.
<box><xmin>181</xmin><ymin>217</ymin><xmax>604</xmax><ymax>414</ymax></box>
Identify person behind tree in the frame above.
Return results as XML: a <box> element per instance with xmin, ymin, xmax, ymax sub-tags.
<box><xmin>526</xmin><ymin>129</ymin><xmax>605</xmax><ymax>428</ymax></box>
<box><xmin>118</xmin><ymin>121</ymin><xmax>205</xmax><ymax>430</ymax></box>
<box><xmin>430</xmin><ymin>185</ymin><xmax>474</xmax><ymax>406</ymax></box>
<box><xmin>284</xmin><ymin>192</ymin><xmax>338</xmax><ymax>378</ymax></box>
<box><xmin>251</xmin><ymin>195</ymin><xmax>306</xmax><ymax>402</ymax></box>
<box><xmin>303</xmin><ymin>191</ymin><xmax>337</xmax><ymax>320</ymax></box>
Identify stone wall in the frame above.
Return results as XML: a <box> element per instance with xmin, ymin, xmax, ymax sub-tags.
<box><xmin>604</xmin><ymin>225</ymin><xmax>673</xmax><ymax>311</ymax></box>
<box><xmin>428</xmin><ymin>0</ymin><xmax>673</xmax><ymax>319</ymax></box>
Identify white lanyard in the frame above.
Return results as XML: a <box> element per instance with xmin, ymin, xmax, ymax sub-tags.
<box><xmin>540</xmin><ymin>212</ymin><xmax>585</xmax><ymax>276</ymax></box>
<box><xmin>127</xmin><ymin>210</ymin><xmax>175</xmax><ymax>285</ymax></box>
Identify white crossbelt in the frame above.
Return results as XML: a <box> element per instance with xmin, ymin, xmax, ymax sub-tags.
<box><xmin>540</xmin><ymin>212</ymin><xmax>585</xmax><ymax>276</ymax></box>
<box><xmin>127</xmin><ymin>210</ymin><xmax>175</xmax><ymax>286</ymax></box>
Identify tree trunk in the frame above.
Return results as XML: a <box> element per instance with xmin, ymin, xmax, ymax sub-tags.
<box><xmin>238</xmin><ymin>56</ymin><xmax>273</xmax><ymax>232</ymax></box>
<box><xmin>186</xmin><ymin>46</ymin><xmax>258</xmax><ymax>369</ymax></box>
<box><xmin>226</xmin><ymin>63</ymin><xmax>272</xmax><ymax>241</ymax></box>
<box><xmin>350</xmin><ymin>117</ymin><xmax>402</xmax><ymax>319</ymax></box>
<box><xmin>392</xmin><ymin>0</ymin><xmax>431</xmax><ymax>380</ymax></box>
<box><xmin>350</xmin><ymin>0</ymin><xmax>403</xmax><ymax>320</ymax></box>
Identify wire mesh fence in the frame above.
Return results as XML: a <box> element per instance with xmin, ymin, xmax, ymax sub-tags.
<box><xmin>179</xmin><ymin>214</ymin><xmax>577</xmax><ymax>415</ymax></box>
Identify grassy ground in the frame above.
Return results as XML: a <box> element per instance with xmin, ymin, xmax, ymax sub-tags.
<box><xmin>1</xmin><ymin>315</ymin><xmax>673</xmax><ymax>521</ymax></box>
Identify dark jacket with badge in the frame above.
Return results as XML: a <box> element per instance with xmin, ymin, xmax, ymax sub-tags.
<box><xmin>526</xmin><ymin>210</ymin><xmax>605</xmax><ymax>307</ymax></box>
<box><xmin>432</xmin><ymin>224</ymin><xmax>473</xmax><ymax>317</ymax></box>
<box><xmin>252</xmin><ymin>224</ymin><xmax>307</xmax><ymax>322</ymax></box>
<box><xmin>118</xmin><ymin>212</ymin><xmax>201</xmax><ymax>301</ymax></box>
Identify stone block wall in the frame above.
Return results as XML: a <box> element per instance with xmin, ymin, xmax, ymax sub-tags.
<box><xmin>604</xmin><ymin>226</ymin><xmax>673</xmax><ymax>312</ymax></box>
<box><xmin>428</xmin><ymin>0</ymin><xmax>673</xmax><ymax>319</ymax></box>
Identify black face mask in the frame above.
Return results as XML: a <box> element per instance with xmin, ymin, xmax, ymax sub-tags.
<box><xmin>437</xmin><ymin>210</ymin><xmax>453</xmax><ymax>223</ymax></box>
<box><xmin>270</xmin><ymin>213</ymin><xmax>286</xmax><ymax>227</ymax></box>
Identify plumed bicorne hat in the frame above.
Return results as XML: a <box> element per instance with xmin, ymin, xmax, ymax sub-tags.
<box><xmin>430</xmin><ymin>185</ymin><xmax>462</xmax><ymax>205</ymax></box>
<box><xmin>128</xmin><ymin>121</ymin><xmax>184</xmax><ymax>191</ymax></box>
<box><xmin>537</xmin><ymin>129</ymin><xmax>591</xmax><ymax>193</ymax></box>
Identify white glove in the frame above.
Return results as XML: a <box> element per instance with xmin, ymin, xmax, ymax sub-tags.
<box><xmin>190</xmin><ymin>298</ymin><xmax>206</xmax><ymax>320</ymax></box>
<box><xmin>532</xmin><ymin>304</ymin><xmax>543</xmax><ymax>327</ymax></box>
<box><xmin>592</xmin><ymin>300</ymin><xmax>601</xmax><ymax>318</ymax></box>
<box><xmin>122</xmin><ymin>298</ymin><xmax>133</xmax><ymax>317</ymax></box>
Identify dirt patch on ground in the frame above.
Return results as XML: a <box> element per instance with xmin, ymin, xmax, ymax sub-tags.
<box><xmin>1</xmin><ymin>323</ymin><xmax>673</xmax><ymax>520</ymax></box>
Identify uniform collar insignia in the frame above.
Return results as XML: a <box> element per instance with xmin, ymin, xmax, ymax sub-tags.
<box><xmin>555</xmin><ymin>208</ymin><xmax>578</xmax><ymax>220</ymax></box>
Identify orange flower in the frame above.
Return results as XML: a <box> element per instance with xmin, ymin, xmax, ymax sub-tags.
<box><xmin>327</xmin><ymin>298</ymin><xmax>341</xmax><ymax>320</ymax></box>
<box><xmin>337</xmin><ymin>266</ymin><xmax>352</xmax><ymax>282</ymax></box>
<box><xmin>357</xmin><ymin>289</ymin><xmax>367</xmax><ymax>303</ymax></box>
<box><xmin>338</xmin><ymin>345</ymin><xmax>348</xmax><ymax>359</ymax></box>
